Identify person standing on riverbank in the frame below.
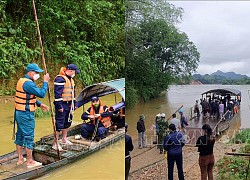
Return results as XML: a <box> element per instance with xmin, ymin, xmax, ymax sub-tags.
<box><xmin>136</xmin><ymin>114</ymin><xmax>146</xmax><ymax>148</ymax></box>
<box><xmin>125</xmin><ymin>123</ymin><xmax>134</xmax><ymax>180</ymax></box>
<box><xmin>52</xmin><ymin>64</ymin><xmax>80</xmax><ymax>151</ymax></box>
<box><xmin>170</xmin><ymin>113</ymin><xmax>181</xmax><ymax>131</ymax></box>
<box><xmin>164</xmin><ymin>124</ymin><xmax>185</xmax><ymax>180</ymax></box>
<box><xmin>196</xmin><ymin>124</ymin><xmax>215</xmax><ymax>180</ymax></box>
<box><xmin>14</xmin><ymin>63</ymin><xmax>50</xmax><ymax>168</ymax></box>
<box><xmin>157</xmin><ymin>113</ymin><xmax>168</xmax><ymax>154</ymax></box>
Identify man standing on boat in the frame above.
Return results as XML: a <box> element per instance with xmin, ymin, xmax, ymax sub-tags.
<box><xmin>52</xmin><ymin>64</ymin><xmax>80</xmax><ymax>151</ymax></box>
<box><xmin>179</xmin><ymin>109</ymin><xmax>188</xmax><ymax>133</ymax></box>
<box><xmin>81</xmin><ymin>96</ymin><xmax>112</xmax><ymax>141</ymax></box>
<box><xmin>14</xmin><ymin>63</ymin><xmax>50</xmax><ymax>168</ymax></box>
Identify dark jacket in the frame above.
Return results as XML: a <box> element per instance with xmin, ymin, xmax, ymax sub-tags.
<box><xmin>196</xmin><ymin>135</ymin><xmax>215</xmax><ymax>156</ymax></box>
<box><xmin>136</xmin><ymin>119</ymin><xmax>145</xmax><ymax>133</ymax></box>
<box><xmin>125</xmin><ymin>134</ymin><xmax>134</xmax><ymax>157</ymax></box>
<box><xmin>164</xmin><ymin>131</ymin><xmax>184</xmax><ymax>155</ymax></box>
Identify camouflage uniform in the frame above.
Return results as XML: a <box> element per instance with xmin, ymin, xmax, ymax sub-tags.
<box><xmin>156</xmin><ymin>114</ymin><xmax>168</xmax><ymax>154</ymax></box>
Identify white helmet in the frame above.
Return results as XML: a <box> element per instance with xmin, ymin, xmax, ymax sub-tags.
<box><xmin>156</xmin><ymin>113</ymin><xmax>161</xmax><ymax>117</ymax></box>
<box><xmin>161</xmin><ymin>113</ymin><xmax>165</xmax><ymax>118</ymax></box>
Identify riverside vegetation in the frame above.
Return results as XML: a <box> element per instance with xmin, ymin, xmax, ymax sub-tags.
<box><xmin>216</xmin><ymin>129</ymin><xmax>250</xmax><ymax>179</ymax></box>
<box><xmin>125</xmin><ymin>0</ymin><xmax>200</xmax><ymax>108</ymax></box>
<box><xmin>0</xmin><ymin>0</ymin><xmax>124</xmax><ymax>95</ymax></box>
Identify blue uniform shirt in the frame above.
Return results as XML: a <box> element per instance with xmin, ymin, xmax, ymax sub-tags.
<box><xmin>22</xmin><ymin>74</ymin><xmax>48</xmax><ymax>109</ymax></box>
<box><xmin>164</xmin><ymin>131</ymin><xmax>184</xmax><ymax>155</ymax></box>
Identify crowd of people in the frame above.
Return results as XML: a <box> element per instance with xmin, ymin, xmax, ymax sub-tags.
<box><xmin>197</xmin><ymin>95</ymin><xmax>240</xmax><ymax>120</ymax></box>
<box><xmin>125</xmin><ymin>110</ymin><xmax>216</xmax><ymax>180</ymax></box>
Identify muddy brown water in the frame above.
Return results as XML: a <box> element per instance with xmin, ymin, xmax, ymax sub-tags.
<box><xmin>0</xmin><ymin>93</ymin><xmax>124</xmax><ymax>180</ymax></box>
<box><xmin>126</xmin><ymin>85</ymin><xmax>250</xmax><ymax>139</ymax></box>
<box><xmin>2</xmin><ymin>85</ymin><xmax>250</xmax><ymax>179</ymax></box>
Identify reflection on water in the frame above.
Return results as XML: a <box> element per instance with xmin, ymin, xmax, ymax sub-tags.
<box><xmin>0</xmin><ymin>93</ymin><xmax>124</xmax><ymax>179</ymax></box>
<box><xmin>126</xmin><ymin>85</ymin><xmax>250</xmax><ymax>138</ymax></box>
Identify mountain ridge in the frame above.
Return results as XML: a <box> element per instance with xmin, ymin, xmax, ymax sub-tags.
<box><xmin>191</xmin><ymin>70</ymin><xmax>250</xmax><ymax>85</ymax></box>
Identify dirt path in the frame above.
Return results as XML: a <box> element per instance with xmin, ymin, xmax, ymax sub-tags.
<box><xmin>128</xmin><ymin>137</ymin><xmax>238</xmax><ymax>179</ymax></box>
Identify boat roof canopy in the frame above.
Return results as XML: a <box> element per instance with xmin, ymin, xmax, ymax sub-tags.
<box><xmin>201</xmin><ymin>88</ymin><xmax>241</xmax><ymax>96</ymax></box>
<box><xmin>77</xmin><ymin>78</ymin><xmax>125</xmax><ymax>104</ymax></box>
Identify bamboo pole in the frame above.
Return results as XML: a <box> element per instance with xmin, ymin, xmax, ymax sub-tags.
<box><xmin>166</xmin><ymin>105</ymin><xmax>184</xmax><ymax>121</ymax></box>
<box><xmin>32</xmin><ymin>0</ymin><xmax>61</xmax><ymax>160</ymax></box>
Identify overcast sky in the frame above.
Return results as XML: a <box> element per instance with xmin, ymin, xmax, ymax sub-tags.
<box><xmin>169</xmin><ymin>1</ymin><xmax>250</xmax><ymax>76</ymax></box>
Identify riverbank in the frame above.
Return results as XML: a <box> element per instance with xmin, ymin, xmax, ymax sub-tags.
<box><xmin>128</xmin><ymin>137</ymin><xmax>240</xmax><ymax>179</ymax></box>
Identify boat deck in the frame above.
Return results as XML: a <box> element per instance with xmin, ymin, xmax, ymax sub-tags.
<box><xmin>185</xmin><ymin>112</ymin><xmax>240</xmax><ymax>145</ymax></box>
<box><xmin>0</xmin><ymin>128</ymin><xmax>125</xmax><ymax>180</ymax></box>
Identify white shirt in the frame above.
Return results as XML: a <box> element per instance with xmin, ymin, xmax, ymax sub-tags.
<box><xmin>170</xmin><ymin>118</ymin><xmax>181</xmax><ymax>131</ymax></box>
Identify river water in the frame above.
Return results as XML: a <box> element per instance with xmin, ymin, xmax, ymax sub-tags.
<box><xmin>126</xmin><ymin>85</ymin><xmax>250</xmax><ymax>138</ymax></box>
<box><xmin>0</xmin><ymin>94</ymin><xmax>124</xmax><ymax>180</ymax></box>
<box><xmin>2</xmin><ymin>85</ymin><xmax>250</xmax><ymax>179</ymax></box>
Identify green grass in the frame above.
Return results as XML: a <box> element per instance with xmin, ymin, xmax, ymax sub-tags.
<box><xmin>216</xmin><ymin>129</ymin><xmax>250</xmax><ymax>179</ymax></box>
<box><xmin>35</xmin><ymin>108</ymin><xmax>51</xmax><ymax>118</ymax></box>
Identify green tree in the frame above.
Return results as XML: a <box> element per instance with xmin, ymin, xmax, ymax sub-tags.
<box><xmin>126</xmin><ymin>1</ymin><xmax>199</xmax><ymax>107</ymax></box>
<box><xmin>0</xmin><ymin>0</ymin><xmax>124</xmax><ymax>93</ymax></box>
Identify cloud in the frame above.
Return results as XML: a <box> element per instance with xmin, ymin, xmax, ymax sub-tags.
<box><xmin>196</xmin><ymin>61</ymin><xmax>250</xmax><ymax>76</ymax></box>
<box><xmin>171</xmin><ymin>1</ymin><xmax>250</xmax><ymax>75</ymax></box>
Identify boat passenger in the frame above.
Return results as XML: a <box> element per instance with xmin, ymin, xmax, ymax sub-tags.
<box><xmin>52</xmin><ymin>64</ymin><xmax>80</xmax><ymax>151</ymax></box>
<box><xmin>109</xmin><ymin>100</ymin><xmax>125</xmax><ymax>129</ymax></box>
<box><xmin>194</xmin><ymin>100</ymin><xmax>200</xmax><ymax>116</ymax></box>
<box><xmin>81</xmin><ymin>96</ymin><xmax>112</xmax><ymax>141</ymax></box>
<box><xmin>218</xmin><ymin>101</ymin><xmax>224</xmax><ymax>120</ymax></box>
<box><xmin>14</xmin><ymin>63</ymin><xmax>50</xmax><ymax>168</ymax></box>
<box><xmin>178</xmin><ymin>109</ymin><xmax>188</xmax><ymax>133</ymax></box>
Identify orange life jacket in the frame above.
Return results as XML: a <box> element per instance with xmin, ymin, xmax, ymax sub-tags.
<box><xmin>89</xmin><ymin>100</ymin><xmax>111</xmax><ymax>128</ymax></box>
<box><xmin>54</xmin><ymin>67</ymin><xmax>75</xmax><ymax>102</ymax></box>
<box><xmin>15</xmin><ymin>78</ymin><xmax>37</xmax><ymax>112</ymax></box>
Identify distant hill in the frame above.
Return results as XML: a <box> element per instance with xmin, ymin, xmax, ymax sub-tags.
<box><xmin>192</xmin><ymin>70</ymin><xmax>250</xmax><ymax>85</ymax></box>
<box><xmin>211</xmin><ymin>70</ymin><xmax>248</xmax><ymax>79</ymax></box>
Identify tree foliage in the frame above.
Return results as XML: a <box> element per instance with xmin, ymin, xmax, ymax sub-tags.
<box><xmin>126</xmin><ymin>0</ymin><xmax>200</xmax><ymax>108</ymax></box>
<box><xmin>0</xmin><ymin>0</ymin><xmax>124</xmax><ymax>93</ymax></box>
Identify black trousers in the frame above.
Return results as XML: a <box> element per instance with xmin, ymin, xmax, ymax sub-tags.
<box><xmin>125</xmin><ymin>157</ymin><xmax>131</xmax><ymax>180</ymax></box>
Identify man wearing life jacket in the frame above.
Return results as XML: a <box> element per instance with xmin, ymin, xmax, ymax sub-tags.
<box><xmin>81</xmin><ymin>96</ymin><xmax>112</xmax><ymax>141</ymax></box>
<box><xmin>14</xmin><ymin>63</ymin><xmax>50</xmax><ymax>168</ymax></box>
<box><xmin>52</xmin><ymin>64</ymin><xmax>80</xmax><ymax>151</ymax></box>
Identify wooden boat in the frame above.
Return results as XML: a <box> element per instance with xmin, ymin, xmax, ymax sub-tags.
<box><xmin>0</xmin><ymin>78</ymin><xmax>125</xmax><ymax>180</ymax></box>
<box><xmin>202</xmin><ymin>88</ymin><xmax>241</xmax><ymax>134</ymax></box>
<box><xmin>185</xmin><ymin>88</ymin><xmax>241</xmax><ymax>145</ymax></box>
